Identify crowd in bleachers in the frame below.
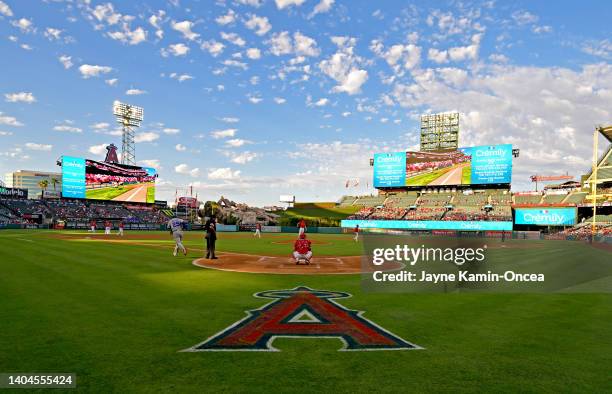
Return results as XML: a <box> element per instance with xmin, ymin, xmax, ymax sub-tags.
<box><xmin>0</xmin><ymin>198</ymin><xmax>169</xmax><ymax>225</ymax></box>
<box><xmin>556</xmin><ymin>223</ymin><xmax>612</xmax><ymax>240</ymax></box>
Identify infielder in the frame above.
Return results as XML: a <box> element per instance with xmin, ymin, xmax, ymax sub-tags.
<box><xmin>353</xmin><ymin>224</ymin><xmax>360</xmax><ymax>242</ymax></box>
<box><xmin>168</xmin><ymin>217</ymin><xmax>187</xmax><ymax>256</ymax></box>
<box><xmin>118</xmin><ymin>221</ymin><xmax>124</xmax><ymax>236</ymax></box>
<box><xmin>89</xmin><ymin>219</ymin><xmax>96</xmax><ymax>233</ymax></box>
<box><xmin>254</xmin><ymin>222</ymin><xmax>262</xmax><ymax>238</ymax></box>
<box><xmin>104</xmin><ymin>220</ymin><xmax>112</xmax><ymax>235</ymax></box>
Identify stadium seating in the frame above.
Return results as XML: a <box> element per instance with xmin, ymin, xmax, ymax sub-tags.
<box><xmin>541</xmin><ymin>194</ymin><xmax>567</xmax><ymax>204</ymax></box>
<box><xmin>563</xmin><ymin>191</ymin><xmax>588</xmax><ymax>204</ymax></box>
<box><xmin>514</xmin><ymin>194</ymin><xmax>543</xmax><ymax>204</ymax></box>
<box><xmin>353</xmin><ymin>195</ymin><xmax>386</xmax><ymax>206</ymax></box>
<box><xmin>338</xmin><ymin>196</ymin><xmax>357</xmax><ymax>206</ymax></box>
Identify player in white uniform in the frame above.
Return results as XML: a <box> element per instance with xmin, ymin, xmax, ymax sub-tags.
<box><xmin>167</xmin><ymin>217</ymin><xmax>187</xmax><ymax>256</ymax></box>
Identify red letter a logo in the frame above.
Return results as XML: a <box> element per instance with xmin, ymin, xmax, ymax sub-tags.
<box><xmin>184</xmin><ymin>287</ymin><xmax>421</xmax><ymax>351</ymax></box>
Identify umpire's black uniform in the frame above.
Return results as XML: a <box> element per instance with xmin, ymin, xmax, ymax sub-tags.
<box><xmin>205</xmin><ymin>218</ymin><xmax>217</xmax><ymax>259</ymax></box>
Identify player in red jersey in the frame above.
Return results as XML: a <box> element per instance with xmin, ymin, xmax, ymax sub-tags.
<box><xmin>118</xmin><ymin>221</ymin><xmax>124</xmax><ymax>236</ymax></box>
<box><xmin>297</xmin><ymin>218</ymin><xmax>307</xmax><ymax>238</ymax></box>
<box><xmin>89</xmin><ymin>220</ymin><xmax>97</xmax><ymax>233</ymax></box>
<box><xmin>293</xmin><ymin>232</ymin><xmax>312</xmax><ymax>264</ymax></box>
<box><xmin>254</xmin><ymin>222</ymin><xmax>262</xmax><ymax>238</ymax></box>
<box><xmin>104</xmin><ymin>220</ymin><xmax>112</xmax><ymax>235</ymax></box>
<box><xmin>353</xmin><ymin>224</ymin><xmax>360</xmax><ymax>242</ymax></box>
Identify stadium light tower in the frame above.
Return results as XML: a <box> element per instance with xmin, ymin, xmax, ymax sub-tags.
<box><xmin>113</xmin><ymin>100</ymin><xmax>144</xmax><ymax>166</ymax></box>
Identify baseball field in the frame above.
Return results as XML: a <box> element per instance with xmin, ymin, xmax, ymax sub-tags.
<box><xmin>1</xmin><ymin>229</ymin><xmax>611</xmax><ymax>392</ymax></box>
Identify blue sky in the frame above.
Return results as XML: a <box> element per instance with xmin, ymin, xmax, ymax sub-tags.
<box><xmin>0</xmin><ymin>0</ymin><xmax>611</xmax><ymax>205</ymax></box>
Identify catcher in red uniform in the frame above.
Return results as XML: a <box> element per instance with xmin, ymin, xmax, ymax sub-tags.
<box><xmin>293</xmin><ymin>232</ymin><xmax>312</xmax><ymax>264</ymax></box>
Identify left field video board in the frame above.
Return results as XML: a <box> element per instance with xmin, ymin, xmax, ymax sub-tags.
<box><xmin>61</xmin><ymin>156</ymin><xmax>156</xmax><ymax>203</ymax></box>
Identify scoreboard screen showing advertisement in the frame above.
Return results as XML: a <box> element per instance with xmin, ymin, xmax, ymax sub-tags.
<box><xmin>514</xmin><ymin>208</ymin><xmax>577</xmax><ymax>226</ymax></box>
<box><xmin>61</xmin><ymin>156</ymin><xmax>157</xmax><ymax>203</ymax></box>
<box><xmin>373</xmin><ymin>144</ymin><xmax>513</xmax><ymax>188</ymax></box>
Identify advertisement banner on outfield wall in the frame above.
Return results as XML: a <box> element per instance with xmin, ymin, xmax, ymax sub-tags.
<box><xmin>514</xmin><ymin>207</ymin><xmax>576</xmax><ymax>226</ymax></box>
<box><xmin>342</xmin><ymin>219</ymin><xmax>513</xmax><ymax>231</ymax></box>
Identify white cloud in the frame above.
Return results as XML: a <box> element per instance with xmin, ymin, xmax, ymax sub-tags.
<box><xmin>91</xmin><ymin>122</ymin><xmax>110</xmax><ymax>130</ymax></box>
<box><xmin>275</xmin><ymin>0</ymin><xmax>306</xmax><ymax>9</ymax></box>
<box><xmin>220</xmin><ymin>32</ymin><xmax>246</xmax><ymax>46</ymax></box>
<box><xmin>211</xmin><ymin>128</ymin><xmax>237</xmax><ymax>138</ymax></box>
<box><xmin>11</xmin><ymin>18</ymin><xmax>34</xmax><ymax>33</ymax></box>
<box><xmin>428</xmin><ymin>48</ymin><xmax>448</xmax><ymax>64</ymax></box>
<box><xmin>293</xmin><ymin>32</ymin><xmax>320</xmax><ymax>57</ymax></box>
<box><xmin>0</xmin><ymin>112</ymin><xmax>23</xmax><ymax>127</ymax></box>
<box><xmin>169</xmin><ymin>72</ymin><xmax>193</xmax><ymax>82</ymax></box>
<box><xmin>148</xmin><ymin>10</ymin><xmax>165</xmax><ymax>40</ymax></box>
<box><xmin>319</xmin><ymin>39</ymin><xmax>368</xmax><ymax>95</ymax></box>
<box><xmin>308</xmin><ymin>0</ymin><xmax>334</xmax><ymax>18</ymax></box>
<box><xmin>58</xmin><ymin>55</ymin><xmax>73</xmax><ymax>69</ymax></box>
<box><xmin>163</xmin><ymin>127</ymin><xmax>180</xmax><ymax>134</ymax></box>
<box><xmin>237</xmin><ymin>0</ymin><xmax>262</xmax><ymax>6</ymax></box>
<box><xmin>268</xmin><ymin>31</ymin><xmax>292</xmax><ymax>55</ymax></box>
<box><xmin>225</xmin><ymin>138</ymin><xmax>250</xmax><ymax>147</ymax></box>
<box><xmin>44</xmin><ymin>28</ymin><xmax>63</xmax><ymax>41</ymax></box>
<box><xmin>512</xmin><ymin>10</ymin><xmax>538</xmax><ymax>25</ymax></box>
<box><xmin>88</xmin><ymin>144</ymin><xmax>107</xmax><ymax>156</ymax></box>
<box><xmin>126</xmin><ymin>88</ymin><xmax>146</xmax><ymax>95</ymax></box>
<box><xmin>231</xmin><ymin>151</ymin><xmax>258</xmax><ymax>164</ymax></box>
<box><xmin>105</xmin><ymin>78</ymin><xmax>118</xmax><ymax>86</ymax></box>
<box><xmin>54</xmin><ymin>124</ymin><xmax>82</xmax><ymax>133</ymax></box>
<box><xmin>5</xmin><ymin>92</ymin><xmax>36</xmax><ymax>104</ymax></box>
<box><xmin>208</xmin><ymin>167</ymin><xmax>241</xmax><ymax>180</ymax></box>
<box><xmin>0</xmin><ymin>131</ymin><xmax>13</xmax><ymax>136</ymax></box>
<box><xmin>247</xmin><ymin>94</ymin><xmax>263</xmax><ymax>104</ymax></box>
<box><xmin>175</xmin><ymin>143</ymin><xmax>186</xmax><ymax>151</ymax></box>
<box><xmin>245</xmin><ymin>14</ymin><xmax>271</xmax><ymax>36</ymax></box>
<box><xmin>92</xmin><ymin>3</ymin><xmax>121</xmax><ymax>25</ymax></box>
<box><xmin>134</xmin><ymin>132</ymin><xmax>159</xmax><ymax>143</ymax></box>
<box><xmin>79</xmin><ymin>64</ymin><xmax>113</xmax><ymax>78</ymax></box>
<box><xmin>20</xmin><ymin>44</ymin><xmax>32</xmax><ymax>51</ymax></box>
<box><xmin>216</xmin><ymin>10</ymin><xmax>236</xmax><ymax>26</ymax></box>
<box><xmin>161</xmin><ymin>43</ymin><xmax>190</xmax><ymax>57</ymax></box>
<box><xmin>25</xmin><ymin>142</ymin><xmax>52</xmax><ymax>151</ymax></box>
<box><xmin>221</xmin><ymin>117</ymin><xmax>240</xmax><ymax>123</ymax></box>
<box><xmin>201</xmin><ymin>40</ymin><xmax>225</xmax><ymax>57</ymax></box>
<box><xmin>246</xmin><ymin>47</ymin><xmax>261</xmax><ymax>59</ymax></box>
<box><xmin>175</xmin><ymin>163</ymin><xmax>200</xmax><ymax>177</ymax></box>
<box><xmin>314</xmin><ymin>98</ymin><xmax>329</xmax><ymax>106</ymax></box>
<box><xmin>448</xmin><ymin>34</ymin><xmax>481</xmax><ymax>61</ymax></box>
<box><xmin>171</xmin><ymin>20</ymin><xmax>199</xmax><ymax>40</ymax></box>
<box><xmin>0</xmin><ymin>1</ymin><xmax>13</xmax><ymax>17</ymax></box>
<box><xmin>274</xmin><ymin>97</ymin><xmax>286</xmax><ymax>104</ymax></box>
<box><xmin>139</xmin><ymin>159</ymin><xmax>161</xmax><ymax>169</ymax></box>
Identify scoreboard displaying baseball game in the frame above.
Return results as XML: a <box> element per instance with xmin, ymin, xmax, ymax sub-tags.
<box><xmin>61</xmin><ymin>156</ymin><xmax>157</xmax><ymax>203</ymax></box>
<box><xmin>373</xmin><ymin>144</ymin><xmax>513</xmax><ymax>188</ymax></box>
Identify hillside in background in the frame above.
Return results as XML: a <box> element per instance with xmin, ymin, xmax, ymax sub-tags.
<box><xmin>278</xmin><ymin>203</ymin><xmax>359</xmax><ymax>227</ymax></box>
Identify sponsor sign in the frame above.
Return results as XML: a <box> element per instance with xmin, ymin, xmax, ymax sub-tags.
<box><xmin>514</xmin><ymin>208</ymin><xmax>576</xmax><ymax>226</ymax></box>
<box><xmin>341</xmin><ymin>219</ymin><xmax>513</xmax><ymax>231</ymax></box>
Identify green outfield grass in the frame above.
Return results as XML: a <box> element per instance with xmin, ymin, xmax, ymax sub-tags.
<box><xmin>461</xmin><ymin>164</ymin><xmax>471</xmax><ymax>184</ymax></box>
<box><xmin>0</xmin><ymin>230</ymin><xmax>610</xmax><ymax>392</ymax></box>
<box><xmin>85</xmin><ymin>184</ymin><xmax>137</xmax><ymax>200</ymax></box>
<box><xmin>405</xmin><ymin>167</ymin><xmax>452</xmax><ymax>186</ymax></box>
<box><xmin>146</xmin><ymin>185</ymin><xmax>155</xmax><ymax>204</ymax></box>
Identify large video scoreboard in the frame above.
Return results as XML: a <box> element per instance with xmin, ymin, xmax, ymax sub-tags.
<box><xmin>61</xmin><ymin>156</ymin><xmax>157</xmax><ymax>203</ymax></box>
<box><xmin>373</xmin><ymin>144</ymin><xmax>513</xmax><ymax>188</ymax></box>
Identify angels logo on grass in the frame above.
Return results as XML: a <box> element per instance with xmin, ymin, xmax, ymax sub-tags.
<box><xmin>183</xmin><ymin>286</ymin><xmax>421</xmax><ymax>352</ymax></box>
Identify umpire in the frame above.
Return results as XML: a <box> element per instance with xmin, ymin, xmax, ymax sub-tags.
<box><xmin>205</xmin><ymin>217</ymin><xmax>217</xmax><ymax>259</ymax></box>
